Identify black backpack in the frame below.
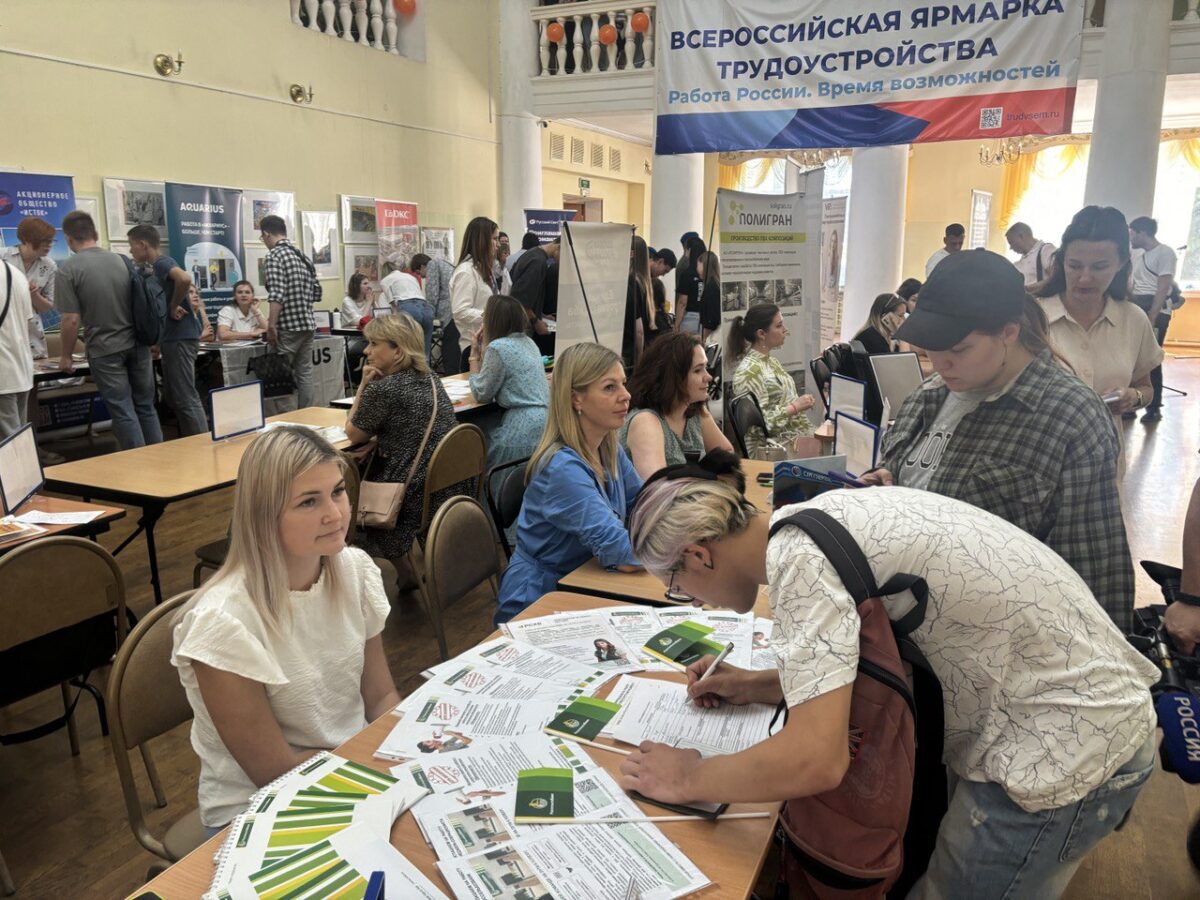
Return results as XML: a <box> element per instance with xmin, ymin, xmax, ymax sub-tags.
<box><xmin>124</xmin><ymin>256</ymin><xmax>166</xmax><ymax>346</ymax></box>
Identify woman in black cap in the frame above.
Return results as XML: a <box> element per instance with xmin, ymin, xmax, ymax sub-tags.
<box><xmin>860</xmin><ymin>248</ymin><xmax>1133</xmax><ymax>631</ymax></box>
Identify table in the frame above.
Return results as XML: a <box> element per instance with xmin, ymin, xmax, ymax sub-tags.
<box><xmin>331</xmin><ymin>373</ymin><xmax>500</xmax><ymax>419</ymax></box>
<box><xmin>43</xmin><ymin>407</ymin><xmax>348</xmax><ymax>604</ymax></box>
<box><xmin>0</xmin><ymin>494</ymin><xmax>124</xmax><ymax>553</ymax></box>
<box><xmin>136</xmin><ymin>592</ymin><xmax>780</xmax><ymax>899</ymax></box>
<box><xmin>557</xmin><ymin>459</ymin><xmax>775</xmax><ymax>606</ymax></box>
<box><xmin>32</xmin><ymin>358</ymin><xmax>91</xmax><ymax>383</ymax></box>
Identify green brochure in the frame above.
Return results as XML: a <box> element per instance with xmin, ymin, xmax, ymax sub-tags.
<box><xmin>644</xmin><ymin>620</ymin><xmax>726</xmax><ymax>668</ymax></box>
<box><xmin>513</xmin><ymin>767</ymin><xmax>575</xmax><ymax>823</ymax></box>
<box><xmin>544</xmin><ymin>696</ymin><xmax>621</xmax><ymax>741</ymax></box>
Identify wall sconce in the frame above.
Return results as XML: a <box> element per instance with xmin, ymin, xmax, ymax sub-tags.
<box><xmin>643</xmin><ymin>160</ymin><xmax>652</xmax><ymax>175</ymax></box>
<box><xmin>153</xmin><ymin>51</ymin><xmax>184</xmax><ymax>77</ymax></box>
<box><xmin>289</xmin><ymin>84</ymin><xmax>315</xmax><ymax>104</ymax></box>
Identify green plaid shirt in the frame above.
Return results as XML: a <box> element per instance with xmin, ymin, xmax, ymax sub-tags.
<box><xmin>880</xmin><ymin>353</ymin><xmax>1132</xmax><ymax>630</ymax></box>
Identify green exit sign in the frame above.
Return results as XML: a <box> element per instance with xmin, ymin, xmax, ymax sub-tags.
<box><xmin>579</xmin><ymin>178</ymin><xmax>591</xmax><ymax>196</ymax></box>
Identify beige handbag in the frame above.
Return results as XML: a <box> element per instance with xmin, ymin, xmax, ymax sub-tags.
<box><xmin>357</xmin><ymin>377</ymin><xmax>439</xmax><ymax>529</ymax></box>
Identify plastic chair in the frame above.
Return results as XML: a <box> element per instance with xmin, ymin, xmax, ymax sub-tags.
<box><xmin>484</xmin><ymin>457</ymin><xmax>530</xmax><ymax>560</ymax></box>
<box><xmin>107</xmin><ymin>590</ymin><xmax>205</xmax><ymax>879</ymax></box>
<box><xmin>729</xmin><ymin>392</ymin><xmax>768</xmax><ymax>459</ymax></box>
<box><xmin>0</xmin><ymin>537</ymin><xmax>128</xmax><ymax>755</ymax></box>
<box><xmin>423</xmin><ymin>497</ymin><xmax>505</xmax><ymax>660</ymax></box>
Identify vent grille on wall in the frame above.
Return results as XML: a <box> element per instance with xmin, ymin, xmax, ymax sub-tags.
<box><xmin>571</xmin><ymin>137</ymin><xmax>585</xmax><ymax>165</ymax></box>
<box><xmin>609</xmin><ymin>148</ymin><xmax>622</xmax><ymax>172</ymax></box>
<box><xmin>590</xmin><ymin>142</ymin><xmax>605</xmax><ymax>168</ymax></box>
<box><xmin>549</xmin><ymin>133</ymin><xmax>565</xmax><ymax>161</ymax></box>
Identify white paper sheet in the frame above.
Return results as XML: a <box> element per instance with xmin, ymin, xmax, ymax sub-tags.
<box><xmin>396</xmin><ymin>734</ymin><xmax>597</xmax><ymax>796</ymax></box>
<box><xmin>423</xmin><ymin>638</ymin><xmax>608</xmax><ymax>689</ymax></box>
<box><xmin>502</xmin><ymin>611</ymin><xmax>644</xmax><ymax>675</ymax></box>
<box><xmin>653</xmin><ymin>609</ymin><xmax>756</xmax><ymax>670</ymax></box>
<box><xmin>833</xmin><ymin>412</ymin><xmax>879</xmax><ymax>478</ymax></box>
<box><xmin>13</xmin><ymin>510</ymin><xmax>102</xmax><ymax>525</ymax></box>
<box><xmin>750</xmin><ymin>618</ymin><xmax>778</xmax><ymax>671</ymax></box>
<box><xmin>377</xmin><ymin>696</ymin><xmax>563</xmax><ymax>764</ymax></box>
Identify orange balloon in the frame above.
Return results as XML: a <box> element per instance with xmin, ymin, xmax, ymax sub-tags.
<box><xmin>599</xmin><ymin>23</ymin><xmax>618</xmax><ymax>45</ymax></box>
<box><xmin>546</xmin><ymin>21</ymin><xmax>565</xmax><ymax>43</ymax></box>
<box><xmin>631</xmin><ymin>11</ymin><xmax>650</xmax><ymax>33</ymax></box>
<box><xmin>392</xmin><ymin>0</ymin><xmax>415</xmax><ymax>16</ymax></box>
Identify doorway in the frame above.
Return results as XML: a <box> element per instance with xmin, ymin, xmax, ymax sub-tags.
<box><xmin>562</xmin><ymin>196</ymin><xmax>603</xmax><ymax>222</ymax></box>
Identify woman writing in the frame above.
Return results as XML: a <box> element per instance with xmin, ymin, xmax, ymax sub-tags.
<box><xmin>343</xmin><ymin>313</ymin><xmax>459</xmax><ymax>565</ymax></box>
<box><xmin>693</xmin><ymin>251</ymin><xmax>723</xmax><ymax>340</ymax></box>
<box><xmin>729</xmin><ymin>304</ymin><xmax>816</xmax><ymax>456</ymax></box>
<box><xmin>450</xmin><ymin>217</ymin><xmax>500</xmax><ymax>373</ymax></box>
<box><xmin>865</xmin><ymin>249</ymin><xmax>1132</xmax><ymax>628</ymax></box>
<box><xmin>467</xmin><ymin>294</ymin><xmax>550</xmax><ymax>468</ymax></box>
<box><xmin>216</xmin><ymin>281</ymin><xmax>267</xmax><ymax>342</ymax></box>
<box><xmin>172</xmin><ymin>427</ymin><xmax>400</xmax><ymax>831</ymax></box>
<box><xmin>853</xmin><ymin>292</ymin><xmax>907</xmax><ymax>354</ymax></box>
<box><xmin>495</xmin><ymin>342</ymin><xmax>643</xmax><ymax>624</ymax></box>
<box><xmin>623</xmin><ymin>452</ymin><xmax>1157</xmax><ymax>898</ymax></box>
<box><xmin>619</xmin><ymin>332</ymin><xmax>733</xmax><ymax>479</ymax></box>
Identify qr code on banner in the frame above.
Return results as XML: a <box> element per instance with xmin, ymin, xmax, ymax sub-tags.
<box><xmin>979</xmin><ymin>107</ymin><xmax>1003</xmax><ymax>130</ymax></box>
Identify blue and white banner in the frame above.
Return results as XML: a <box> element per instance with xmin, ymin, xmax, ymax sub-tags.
<box><xmin>656</xmin><ymin>0</ymin><xmax>1084</xmax><ymax>153</ymax></box>
<box><xmin>0</xmin><ymin>171</ymin><xmax>76</xmax><ymax>260</ymax></box>
<box><xmin>524</xmin><ymin>208</ymin><xmax>578</xmax><ymax>245</ymax></box>
<box><xmin>165</xmin><ymin>183</ymin><xmax>244</xmax><ymax>319</ymax></box>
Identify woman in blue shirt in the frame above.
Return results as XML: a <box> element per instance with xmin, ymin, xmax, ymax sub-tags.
<box><xmin>467</xmin><ymin>294</ymin><xmax>550</xmax><ymax>468</ymax></box>
<box><xmin>495</xmin><ymin>342</ymin><xmax>643</xmax><ymax>624</ymax></box>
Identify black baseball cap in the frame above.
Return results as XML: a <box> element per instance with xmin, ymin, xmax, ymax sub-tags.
<box><xmin>892</xmin><ymin>248</ymin><xmax>1027</xmax><ymax>351</ymax></box>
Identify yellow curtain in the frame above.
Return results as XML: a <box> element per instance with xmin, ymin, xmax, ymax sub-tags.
<box><xmin>998</xmin><ymin>152</ymin><xmax>1037</xmax><ymax>235</ymax></box>
<box><xmin>718</xmin><ymin>159</ymin><xmax>776</xmax><ymax>191</ymax></box>
<box><xmin>718</xmin><ymin>163</ymin><xmax>742</xmax><ymax>190</ymax></box>
<box><xmin>1166</xmin><ymin>138</ymin><xmax>1200</xmax><ymax>171</ymax></box>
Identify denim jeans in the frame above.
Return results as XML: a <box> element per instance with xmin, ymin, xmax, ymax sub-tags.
<box><xmin>0</xmin><ymin>390</ymin><xmax>29</xmax><ymax>439</ymax></box>
<box><xmin>89</xmin><ymin>344</ymin><xmax>163</xmax><ymax>450</ymax></box>
<box><xmin>910</xmin><ymin>734</ymin><xmax>1156</xmax><ymax>899</ymax></box>
<box><xmin>159</xmin><ymin>339</ymin><xmax>209</xmax><ymax>436</ymax></box>
<box><xmin>276</xmin><ymin>329</ymin><xmax>315</xmax><ymax>410</ymax></box>
<box><xmin>397</xmin><ymin>298</ymin><xmax>434</xmax><ymax>359</ymax></box>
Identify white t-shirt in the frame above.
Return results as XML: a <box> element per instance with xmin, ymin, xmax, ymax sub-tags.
<box><xmin>217</xmin><ymin>304</ymin><xmax>263</xmax><ymax>337</ymax></box>
<box><xmin>1013</xmin><ymin>240</ymin><xmax>1056</xmax><ymax>286</ymax></box>
<box><xmin>0</xmin><ymin>247</ymin><xmax>53</xmax><ymax>358</ymax></box>
<box><xmin>379</xmin><ymin>270</ymin><xmax>424</xmax><ymax>304</ymax></box>
<box><xmin>767</xmin><ymin>488</ymin><xmax>1157</xmax><ymax>812</ymax></box>
<box><xmin>171</xmin><ymin>546</ymin><xmax>391</xmax><ymax>826</ymax></box>
<box><xmin>341</xmin><ymin>295</ymin><xmax>372</xmax><ymax>326</ymax></box>
<box><xmin>1131</xmin><ymin>244</ymin><xmax>1178</xmax><ymax>297</ymax></box>
<box><xmin>0</xmin><ymin>262</ymin><xmax>34</xmax><ymax>396</ymax></box>
<box><xmin>924</xmin><ymin>248</ymin><xmax>949</xmax><ymax>277</ymax></box>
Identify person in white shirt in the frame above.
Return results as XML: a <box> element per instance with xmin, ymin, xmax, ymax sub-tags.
<box><xmin>1128</xmin><ymin>216</ymin><xmax>1177</xmax><ymax>422</ymax></box>
<box><xmin>451</xmin><ymin>216</ymin><xmax>500</xmax><ymax>372</ymax></box>
<box><xmin>379</xmin><ymin>252</ymin><xmax>433</xmax><ymax>358</ymax></box>
<box><xmin>924</xmin><ymin>223</ymin><xmax>964</xmax><ymax>277</ymax></box>
<box><xmin>340</xmin><ymin>272</ymin><xmax>374</xmax><ymax>328</ymax></box>
<box><xmin>1005</xmin><ymin>221</ymin><xmax>1056</xmax><ymax>292</ymax></box>
<box><xmin>172</xmin><ymin>426</ymin><xmax>400</xmax><ymax>830</ymax></box>
<box><xmin>0</xmin><ymin>216</ymin><xmax>56</xmax><ymax>359</ymax></box>
<box><xmin>216</xmin><ymin>280</ymin><xmax>267</xmax><ymax>342</ymax></box>
<box><xmin>623</xmin><ymin>452</ymin><xmax>1157</xmax><ymax>899</ymax></box>
<box><xmin>0</xmin><ymin>260</ymin><xmax>35</xmax><ymax>438</ymax></box>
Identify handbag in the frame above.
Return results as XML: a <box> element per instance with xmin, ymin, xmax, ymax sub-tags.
<box><xmin>246</xmin><ymin>351</ymin><xmax>297</xmax><ymax>398</ymax></box>
<box><xmin>357</xmin><ymin>376</ymin><xmax>439</xmax><ymax>529</ymax></box>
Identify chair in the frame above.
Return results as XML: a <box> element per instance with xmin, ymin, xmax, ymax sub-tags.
<box><xmin>484</xmin><ymin>457</ymin><xmax>530</xmax><ymax>560</ymax></box>
<box><xmin>0</xmin><ymin>537</ymin><xmax>128</xmax><ymax>755</ymax></box>
<box><xmin>418</xmin><ymin>423</ymin><xmax>488</xmax><ymax>536</ymax></box>
<box><xmin>729</xmin><ymin>392</ymin><xmax>768</xmax><ymax>459</ymax></box>
<box><xmin>423</xmin><ymin>497</ymin><xmax>505</xmax><ymax>660</ymax></box>
<box><xmin>193</xmin><ymin>449</ymin><xmax>363</xmax><ymax>587</ymax></box>
<box><xmin>809</xmin><ymin>356</ymin><xmax>833</xmax><ymax>415</ymax></box>
<box><xmin>107</xmin><ymin>590</ymin><xmax>205</xmax><ymax>878</ymax></box>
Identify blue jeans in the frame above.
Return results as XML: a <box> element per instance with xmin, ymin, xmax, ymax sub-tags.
<box><xmin>910</xmin><ymin>734</ymin><xmax>1156</xmax><ymax>899</ymax></box>
<box><xmin>89</xmin><ymin>345</ymin><xmax>163</xmax><ymax>450</ymax></box>
<box><xmin>397</xmin><ymin>298</ymin><xmax>434</xmax><ymax>359</ymax></box>
<box><xmin>159</xmin><ymin>339</ymin><xmax>209</xmax><ymax>436</ymax></box>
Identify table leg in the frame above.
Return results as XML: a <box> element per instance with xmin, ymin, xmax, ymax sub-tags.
<box><xmin>111</xmin><ymin>502</ymin><xmax>166</xmax><ymax>604</ymax></box>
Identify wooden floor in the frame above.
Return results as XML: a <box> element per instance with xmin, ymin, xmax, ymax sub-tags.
<box><xmin>2</xmin><ymin>360</ymin><xmax>1199</xmax><ymax>899</ymax></box>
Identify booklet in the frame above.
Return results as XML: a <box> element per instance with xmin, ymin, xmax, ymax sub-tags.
<box><xmin>544</xmin><ymin>696</ymin><xmax>622</xmax><ymax>742</ymax></box>
<box><xmin>513</xmin><ymin>768</ymin><xmax>575</xmax><ymax>824</ymax></box>
<box><xmin>503</xmin><ymin>612</ymin><xmax>644</xmax><ymax>675</ymax></box>
<box><xmin>377</xmin><ymin>695</ymin><xmax>564</xmax><ymax>764</ymax></box>
<box><xmin>750</xmin><ymin>618</ymin><xmax>777</xmax><ymax>671</ymax></box>
<box><xmin>422</xmin><ymin>638</ymin><xmax>608</xmax><ymax>688</ymax></box>
<box><xmin>654</xmin><ymin>609</ymin><xmax>755</xmax><ymax>670</ymax></box>
<box><xmin>642</xmin><ymin>619</ymin><xmax>726</xmax><ymax>670</ymax></box>
<box><xmin>397</xmin><ymin>733</ymin><xmax>598</xmax><ymax>796</ymax></box>
<box><xmin>602</xmin><ymin>607</ymin><xmax>676</xmax><ymax>670</ymax></box>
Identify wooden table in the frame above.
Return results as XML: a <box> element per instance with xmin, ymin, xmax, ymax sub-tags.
<box><xmin>0</xmin><ymin>494</ymin><xmax>125</xmax><ymax>553</ymax></box>
<box><xmin>32</xmin><ymin>359</ymin><xmax>91</xmax><ymax>383</ymax></box>
<box><xmin>43</xmin><ymin>407</ymin><xmax>347</xmax><ymax>604</ymax></box>
<box><xmin>557</xmin><ymin>459</ymin><xmax>775</xmax><ymax>606</ymax></box>
<box><xmin>136</xmin><ymin>592</ymin><xmax>780</xmax><ymax>899</ymax></box>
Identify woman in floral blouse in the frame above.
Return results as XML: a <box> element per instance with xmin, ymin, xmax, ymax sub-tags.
<box><xmin>728</xmin><ymin>304</ymin><xmax>815</xmax><ymax>456</ymax></box>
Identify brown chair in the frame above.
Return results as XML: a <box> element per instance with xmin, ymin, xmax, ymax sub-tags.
<box><xmin>107</xmin><ymin>590</ymin><xmax>206</xmax><ymax>877</ymax></box>
<box><xmin>423</xmin><ymin>496</ymin><xmax>504</xmax><ymax>660</ymax></box>
<box><xmin>0</xmin><ymin>537</ymin><xmax>127</xmax><ymax>755</ymax></box>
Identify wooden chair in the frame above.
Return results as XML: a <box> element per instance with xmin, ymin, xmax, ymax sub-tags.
<box><xmin>0</xmin><ymin>537</ymin><xmax>127</xmax><ymax>755</ymax></box>
<box><xmin>423</xmin><ymin>497</ymin><xmax>504</xmax><ymax>660</ymax></box>
<box><xmin>107</xmin><ymin>590</ymin><xmax>206</xmax><ymax>879</ymax></box>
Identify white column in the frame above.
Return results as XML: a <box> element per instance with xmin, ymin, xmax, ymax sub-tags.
<box><xmin>500</xmin><ymin>0</ymin><xmax>544</xmax><ymax>238</ymax></box>
<box><xmin>842</xmin><ymin>146</ymin><xmax>907</xmax><ymax>342</ymax></box>
<box><xmin>650</xmin><ymin>152</ymin><xmax>705</xmax><ymax>299</ymax></box>
<box><xmin>1083</xmin><ymin>0</ymin><xmax>1171</xmax><ymax>216</ymax></box>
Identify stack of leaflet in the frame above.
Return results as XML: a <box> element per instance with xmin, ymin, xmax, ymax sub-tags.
<box><xmin>206</xmin><ymin>752</ymin><xmax>434</xmax><ymax>899</ymax></box>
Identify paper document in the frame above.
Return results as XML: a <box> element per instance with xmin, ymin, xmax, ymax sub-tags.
<box><xmin>750</xmin><ymin>618</ymin><xmax>778</xmax><ymax>671</ymax></box>
<box><xmin>503</xmin><ymin>611</ymin><xmax>644</xmax><ymax>674</ymax></box>
<box><xmin>833</xmin><ymin>412</ymin><xmax>879</xmax><ymax>479</ymax></box>
<box><xmin>423</xmin><ymin>638</ymin><xmax>607</xmax><ymax>688</ymax></box>
<box><xmin>604</xmin><ymin>608</ymin><xmax>675</xmax><ymax>670</ymax></box>
<box><xmin>0</xmin><ymin>517</ymin><xmax>44</xmax><ymax>544</ymax></box>
<box><xmin>397</xmin><ymin>733</ymin><xmax>597</xmax><ymax>796</ymax></box>
<box><xmin>655</xmin><ymin>609</ymin><xmax>755</xmax><ymax>670</ymax></box>
<box><xmin>411</xmin><ymin>661</ymin><xmax>583</xmax><ymax>703</ymax></box>
<box><xmin>377</xmin><ymin>696</ymin><xmax>563</xmax><ymax>763</ymax></box>
<box><xmin>14</xmin><ymin>510</ymin><xmax>103</xmax><ymax>525</ymax></box>
<box><xmin>261</xmin><ymin>420</ymin><xmax>348</xmax><ymax>445</ymax></box>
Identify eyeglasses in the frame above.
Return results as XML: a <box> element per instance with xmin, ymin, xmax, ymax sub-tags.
<box><xmin>665</xmin><ymin>567</ymin><xmax>695</xmax><ymax>604</ymax></box>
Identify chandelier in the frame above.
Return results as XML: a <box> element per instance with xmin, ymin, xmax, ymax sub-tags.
<box><xmin>978</xmin><ymin>137</ymin><xmax>1035</xmax><ymax>167</ymax></box>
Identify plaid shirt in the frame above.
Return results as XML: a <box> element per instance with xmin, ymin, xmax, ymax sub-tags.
<box><xmin>880</xmin><ymin>353</ymin><xmax>1133</xmax><ymax>630</ymax></box>
<box><xmin>264</xmin><ymin>239</ymin><xmax>320</xmax><ymax>332</ymax></box>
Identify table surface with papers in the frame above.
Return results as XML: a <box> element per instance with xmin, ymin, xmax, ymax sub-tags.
<box><xmin>0</xmin><ymin>494</ymin><xmax>125</xmax><ymax>553</ymax></box>
<box><xmin>137</xmin><ymin>591</ymin><xmax>781</xmax><ymax>899</ymax></box>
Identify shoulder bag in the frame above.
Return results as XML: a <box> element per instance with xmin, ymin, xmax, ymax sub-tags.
<box><xmin>357</xmin><ymin>376</ymin><xmax>439</xmax><ymax>529</ymax></box>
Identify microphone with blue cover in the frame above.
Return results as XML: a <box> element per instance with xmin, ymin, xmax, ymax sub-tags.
<box><xmin>1153</xmin><ymin>625</ymin><xmax>1200</xmax><ymax>784</ymax></box>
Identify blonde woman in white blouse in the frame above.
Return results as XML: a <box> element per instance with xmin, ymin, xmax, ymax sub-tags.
<box><xmin>171</xmin><ymin>427</ymin><xmax>399</xmax><ymax>830</ymax></box>
<box><xmin>450</xmin><ymin>216</ymin><xmax>499</xmax><ymax>369</ymax></box>
<box><xmin>217</xmin><ymin>280</ymin><xmax>267</xmax><ymax>342</ymax></box>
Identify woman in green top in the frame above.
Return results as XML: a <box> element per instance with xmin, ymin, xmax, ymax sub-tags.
<box><xmin>619</xmin><ymin>332</ymin><xmax>733</xmax><ymax>479</ymax></box>
<box><xmin>728</xmin><ymin>304</ymin><xmax>815</xmax><ymax>456</ymax></box>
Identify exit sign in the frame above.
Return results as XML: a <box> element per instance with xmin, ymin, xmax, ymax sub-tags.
<box><xmin>579</xmin><ymin>178</ymin><xmax>590</xmax><ymax>196</ymax></box>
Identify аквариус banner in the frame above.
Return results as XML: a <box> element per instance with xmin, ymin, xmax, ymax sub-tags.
<box><xmin>165</xmin><ymin>182</ymin><xmax>244</xmax><ymax>318</ymax></box>
<box><xmin>655</xmin><ymin>0</ymin><xmax>1084</xmax><ymax>153</ymax></box>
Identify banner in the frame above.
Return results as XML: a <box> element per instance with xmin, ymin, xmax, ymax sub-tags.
<box><xmin>524</xmin><ymin>209</ymin><xmax>578</xmax><ymax>244</ymax></box>
<box><xmin>656</xmin><ymin>0</ymin><xmax>1084</xmax><ymax>153</ymax></box>
<box><xmin>556</xmin><ymin>222</ymin><xmax>635</xmax><ymax>358</ymax></box>
<box><xmin>718</xmin><ymin>183</ymin><xmax>821</xmax><ymax>402</ymax></box>
<box><xmin>819</xmin><ymin>197</ymin><xmax>847</xmax><ymax>347</ymax></box>
<box><xmin>0</xmin><ymin>172</ymin><xmax>76</xmax><ymax>331</ymax></box>
<box><xmin>165</xmin><ymin>182</ymin><xmax>244</xmax><ymax>320</ymax></box>
<box><xmin>420</xmin><ymin>226</ymin><xmax>455</xmax><ymax>263</ymax></box>
<box><xmin>376</xmin><ymin>199</ymin><xmax>419</xmax><ymax>267</ymax></box>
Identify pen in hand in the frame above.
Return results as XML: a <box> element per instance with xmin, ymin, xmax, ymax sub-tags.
<box><xmin>683</xmin><ymin>641</ymin><xmax>734</xmax><ymax>708</ymax></box>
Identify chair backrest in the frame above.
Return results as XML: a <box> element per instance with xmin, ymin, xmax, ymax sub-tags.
<box><xmin>809</xmin><ymin>356</ymin><xmax>833</xmax><ymax>414</ymax></box>
<box><xmin>0</xmin><ymin>536</ymin><xmax>127</xmax><ymax>653</ymax></box>
<box><xmin>339</xmin><ymin>450</ymin><xmax>362</xmax><ymax>544</ymax></box>
<box><xmin>420</xmin><ymin>423</ymin><xmax>487</xmax><ymax>534</ymax></box>
<box><xmin>729</xmin><ymin>393</ymin><xmax>768</xmax><ymax>458</ymax></box>
<box><xmin>106</xmin><ymin>590</ymin><xmax>195</xmax><ymax>860</ymax></box>
<box><xmin>849</xmin><ymin>340</ymin><xmax>884</xmax><ymax>424</ymax></box>
<box><xmin>484</xmin><ymin>456</ymin><xmax>530</xmax><ymax>559</ymax></box>
<box><xmin>425</xmin><ymin>496</ymin><xmax>503</xmax><ymax>619</ymax></box>
<box><xmin>822</xmin><ymin>342</ymin><xmax>858</xmax><ymax>381</ymax></box>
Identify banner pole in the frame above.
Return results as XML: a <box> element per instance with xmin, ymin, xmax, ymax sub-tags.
<box><xmin>707</xmin><ymin>191</ymin><xmax>720</xmax><ymax>251</ymax></box>
<box><xmin>562</xmin><ymin>222</ymin><xmax>600</xmax><ymax>344</ymax></box>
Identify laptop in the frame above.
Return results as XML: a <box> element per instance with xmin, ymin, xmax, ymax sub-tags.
<box><xmin>868</xmin><ymin>352</ymin><xmax>924</xmax><ymax>422</ymax></box>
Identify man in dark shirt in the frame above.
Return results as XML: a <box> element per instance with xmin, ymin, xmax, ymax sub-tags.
<box><xmin>509</xmin><ymin>238</ymin><xmax>559</xmax><ymax>356</ymax></box>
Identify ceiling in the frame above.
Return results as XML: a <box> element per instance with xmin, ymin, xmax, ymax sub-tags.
<box><xmin>557</xmin><ymin>112</ymin><xmax>654</xmax><ymax>146</ymax></box>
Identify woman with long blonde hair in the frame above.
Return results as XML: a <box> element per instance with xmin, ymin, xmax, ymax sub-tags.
<box><xmin>495</xmin><ymin>342</ymin><xmax>643</xmax><ymax>623</ymax></box>
<box><xmin>171</xmin><ymin>427</ymin><xmax>400</xmax><ymax>831</ymax></box>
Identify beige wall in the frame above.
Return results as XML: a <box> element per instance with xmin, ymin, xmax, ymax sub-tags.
<box><xmin>0</xmin><ymin>0</ymin><xmax>500</xmax><ymax>306</ymax></box>
<box><xmin>539</xmin><ymin>122</ymin><xmax>652</xmax><ymax>233</ymax></box>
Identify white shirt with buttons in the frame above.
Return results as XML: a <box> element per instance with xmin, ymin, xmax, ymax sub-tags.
<box><xmin>1038</xmin><ymin>295</ymin><xmax>1162</xmax><ymax>396</ymax></box>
